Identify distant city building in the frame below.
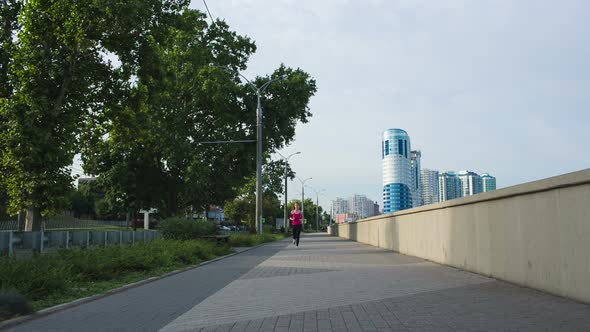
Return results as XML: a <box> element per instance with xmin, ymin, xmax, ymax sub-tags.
<box><xmin>373</xmin><ymin>202</ymin><xmax>380</xmax><ymax>216</ymax></box>
<box><xmin>457</xmin><ymin>170</ymin><xmax>483</xmax><ymax>196</ymax></box>
<box><xmin>332</xmin><ymin>195</ymin><xmax>378</xmax><ymax>220</ymax></box>
<box><xmin>438</xmin><ymin>171</ymin><xmax>497</xmax><ymax>201</ymax></box>
<box><xmin>439</xmin><ymin>172</ymin><xmax>462</xmax><ymax>202</ymax></box>
<box><xmin>349</xmin><ymin>194</ymin><xmax>376</xmax><ymax>219</ymax></box>
<box><xmin>421</xmin><ymin>169</ymin><xmax>439</xmax><ymax>205</ymax></box>
<box><xmin>410</xmin><ymin>150</ymin><xmax>423</xmax><ymax>207</ymax></box>
<box><xmin>332</xmin><ymin>198</ymin><xmax>349</xmax><ymax>218</ymax></box>
<box><xmin>481</xmin><ymin>173</ymin><xmax>497</xmax><ymax>192</ymax></box>
<box><xmin>382</xmin><ymin>128</ymin><xmax>413</xmax><ymax>213</ymax></box>
<box><xmin>194</xmin><ymin>204</ymin><xmax>224</xmax><ymax>223</ymax></box>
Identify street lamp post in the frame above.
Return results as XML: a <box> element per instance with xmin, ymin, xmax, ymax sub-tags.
<box><xmin>308</xmin><ymin>187</ymin><xmax>325</xmax><ymax>232</ymax></box>
<box><xmin>212</xmin><ymin>66</ymin><xmax>286</xmax><ymax>235</ymax></box>
<box><xmin>298</xmin><ymin>177</ymin><xmax>312</xmax><ymax>229</ymax></box>
<box><xmin>277</xmin><ymin>152</ymin><xmax>301</xmax><ymax>232</ymax></box>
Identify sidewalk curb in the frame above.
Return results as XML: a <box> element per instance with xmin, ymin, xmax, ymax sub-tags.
<box><xmin>0</xmin><ymin>240</ymin><xmax>281</xmax><ymax>330</ymax></box>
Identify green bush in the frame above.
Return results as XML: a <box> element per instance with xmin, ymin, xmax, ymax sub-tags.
<box><xmin>0</xmin><ymin>239</ymin><xmax>232</xmax><ymax>305</ymax></box>
<box><xmin>228</xmin><ymin>233</ymin><xmax>287</xmax><ymax>247</ymax></box>
<box><xmin>0</xmin><ymin>255</ymin><xmax>70</xmax><ymax>300</ymax></box>
<box><xmin>159</xmin><ymin>217</ymin><xmax>217</xmax><ymax>240</ymax></box>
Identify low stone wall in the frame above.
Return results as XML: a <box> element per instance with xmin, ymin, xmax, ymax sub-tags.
<box><xmin>329</xmin><ymin>169</ymin><xmax>590</xmax><ymax>303</ymax></box>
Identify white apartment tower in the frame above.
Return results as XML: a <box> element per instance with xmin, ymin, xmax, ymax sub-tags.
<box><xmin>410</xmin><ymin>150</ymin><xmax>423</xmax><ymax>208</ymax></box>
<box><xmin>457</xmin><ymin>170</ymin><xmax>483</xmax><ymax>196</ymax></box>
<box><xmin>421</xmin><ymin>168</ymin><xmax>439</xmax><ymax>205</ymax></box>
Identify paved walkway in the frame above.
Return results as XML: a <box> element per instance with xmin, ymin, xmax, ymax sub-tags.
<box><xmin>6</xmin><ymin>234</ymin><xmax>590</xmax><ymax>331</ymax></box>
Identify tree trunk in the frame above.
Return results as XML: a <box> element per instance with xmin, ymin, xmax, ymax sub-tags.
<box><xmin>24</xmin><ymin>206</ymin><xmax>41</xmax><ymax>232</ymax></box>
<box><xmin>17</xmin><ymin>210</ymin><xmax>25</xmax><ymax>231</ymax></box>
<box><xmin>126</xmin><ymin>209</ymin><xmax>131</xmax><ymax>228</ymax></box>
<box><xmin>168</xmin><ymin>189</ymin><xmax>178</xmax><ymax>216</ymax></box>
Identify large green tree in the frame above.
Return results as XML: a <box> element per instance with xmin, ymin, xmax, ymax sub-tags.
<box><xmin>0</xmin><ymin>1</ymin><xmax>316</xmax><ymax>230</ymax></box>
<box><xmin>1</xmin><ymin>0</ymin><xmax>110</xmax><ymax>230</ymax></box>
<box><xmin>0</xmin><ymin>0</ymin><xmax>189</xmax><ymax>230</ymax></box>
<box><xmin>0</xmin><ymin>0</ymin><xmax>20</xmax><ymax>99</ymax></box>
<box><xmin>81</xmin><ymin>10</ymin><xmax>317</xmax><ymax>217</ymax></box>
<box><xmin>0</xmin><ymin>0</ymin><xmax>20</xmax><ymax>220</ymax></box>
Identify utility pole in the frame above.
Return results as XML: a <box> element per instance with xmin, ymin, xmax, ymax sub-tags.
<box><xmin>277</xmin><ymin>152</ymin><xmax>301</xmax><ymax>232</ymax></box>
<box><xmin>298</xmin><ymin>177</ymin><xmax>312</xmax><ymax>229</ymax></box>
<box><xmin>210</xmin><ymin>65</ymin><xmax>286</xmax><ymax>234</ymax></box>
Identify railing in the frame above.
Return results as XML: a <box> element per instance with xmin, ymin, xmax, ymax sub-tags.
<box><xmin>0</xmin><ymin>220</ymin><xmax>18</xmax><ymax>231</ymax></box>
<box><xmin>0</xmin><ymin>219</ymin><xmax>128</xmax><ymax>231</ymax></box>
<box><xmin>0</xmin><ymin>230</ymin><xmax>160</xmax><ymax>256</ymax></box>
<box><xmin>217</xmin><ymin>230</ymin><xmax>250</xmax><ymax>236</ymax></box>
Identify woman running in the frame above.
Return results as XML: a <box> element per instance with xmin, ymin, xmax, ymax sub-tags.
<box><xmin>290</xmin><ymin>203</ymin><xmax>303</xmax><ymax>247</ymax></box>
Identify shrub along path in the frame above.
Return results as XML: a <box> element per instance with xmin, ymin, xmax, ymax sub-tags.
<box><xmin>3</xmin><ymin>239</ymin><xmax>289</xmax><ymax>331</ymax></box>
<box><xmin>0</xmin><ymin>239</ymin><xmax>233</xmax><ymax>312</ymax></box>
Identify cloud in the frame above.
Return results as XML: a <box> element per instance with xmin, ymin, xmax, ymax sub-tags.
<box><xmin>193</xmin><ymin>0</ymin><xmax>590</xmax><ymax>208</ymax></box>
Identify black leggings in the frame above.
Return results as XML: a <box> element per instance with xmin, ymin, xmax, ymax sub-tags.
<box><xmin>292</xmin><ymin>224</ymin><xmax>302</xmax><ymax>245</ymax></box>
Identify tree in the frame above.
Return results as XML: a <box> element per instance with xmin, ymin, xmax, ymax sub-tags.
<box><xmin>0</xmin><ymin>0</ymin><xmax>194</xmax><ymax>230</ymax></box>
<box><xmin>0</xmin><ymin>0</ymin><xmax>21</xmax><ymax>219</ymax></box>
<box><xmin>0</xmin><ymin>0</ymin><xmax>20</xmax><ymax>99</ymax></box>
<box><xmin>81</xmin><ymin>11</ymin><xmax>317</xmax><ymax>217</ymax></box>
<box><xmin>322</xmin><ymin>211</ymin><xmax>331</xmax><ymax>229</ymax></box>
<box><xmin>0</xmin><ymin>1</ymin><xmax>118</xmax><ymax>230</ymax></box>
<box><xmin>0</xmin><ymin>2</ymin><xmax>317</xmax><ymax>231</ymax></box>
<box><xmin>223</xmin><ymin>160</ymin><xmax>286</xmax><ymax>232</ymax></box>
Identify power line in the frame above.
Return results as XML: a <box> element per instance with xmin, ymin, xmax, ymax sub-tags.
<box><xmin>202</xmin><ymin>0</ymin><xmax>215</xmax><ymax>26</ymax></box>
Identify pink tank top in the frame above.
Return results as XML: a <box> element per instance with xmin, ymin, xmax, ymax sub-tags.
<box><xmin>291</xmin><ymin>211</ymin><xmax>303</xmax><ymax>226</ymax></box>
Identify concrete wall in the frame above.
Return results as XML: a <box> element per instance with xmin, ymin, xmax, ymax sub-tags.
<box><xmin>329</xmin><ymin>169</ymin><xmax>590</xmax><ymax>304</ymax></box>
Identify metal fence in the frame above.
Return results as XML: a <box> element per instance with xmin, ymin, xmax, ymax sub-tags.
<box><xmin>0</xmin><ymin>230</ymin><xmax>160</xmax><ymax>256</ymax></box>
<box><xmin>0</xmin><ymin>220</ymin><xmax>18</xmax><ymax>231</ymax></box>
<box><xmin>0</xmin><ymin>219</ymin><xmax>128</xmax><ymax>231</ymax></box>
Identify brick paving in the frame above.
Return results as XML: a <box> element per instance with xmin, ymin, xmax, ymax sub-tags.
<box><xmin>4</xmin><ymin>233</ymin><xmax>590</xmax><ymax>332</ymax></box>
<box><xmin>161</xmin><ymin>234</ymin><xmax>590</xmax><ymax>332</ymax></box>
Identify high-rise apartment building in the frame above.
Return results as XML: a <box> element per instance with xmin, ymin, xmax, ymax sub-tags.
<box><xmin>438</xmin><ymin>171</ymin><xmax>497</xmax><ymax>201</ymax></box>
<box><xmin>373</xmin><ymin>202</ymin><xmax>380</xmax><ymax>216</ymax></box>
<box><xmin>349</xmin><ymin>194</ymin><xmax>377</xmax><ymax>219</ymax></box>
<box><xmin>382</xmin><ymin>129</ymin><xmax>413</xmax><ymax>213</ymax></box>
<box><xmin>410</xmin><ymin>150</ymin><xmax>423</xmax><ymax>208</ymax></box>
<box><xmin>331</xmin><ymin>197</ymin><xmax>349</xmax><ymax>219</ymax></box>
<box><xmin>421</xmin><ymin>168</ymin><xmax>439</xmax><ymax>205</ymax></box>
<box><xmin>481</xmin><ymin>173</ymin><xmax>497</xmax><ymax>192</ymax></box>
<box><xmin>457</xmin><ymin>170</ymin><xmax>483</xmax><ymax>196</ymax></box>
<box><xmin>331</xmin><ymin>195</ymin><xmax>377</xmax><ymax>220</ymax></box>
<box><xmin>439</xmin><ymin>171</ymin><xmax>462</xmax><ymax>202</ymax></box>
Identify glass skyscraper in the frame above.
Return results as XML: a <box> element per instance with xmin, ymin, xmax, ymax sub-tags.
<box><xmin>438</xmin><ymin>171</ymin><xmax>496</xmax><ymax>201</ymax></box>
<box><xmin>438</xmin><ymin>171</ymin><xmax>462</xmax><ymax>202</ymax></box>
<box><xmin>481</xmin><ymin>173</ymin><xmax>497</xmax><ymax>192</ymax></box>
<box><xmin>382</xmin><ymin>129</ymin><xmax>413</xmax><ymax>213</ymax></box>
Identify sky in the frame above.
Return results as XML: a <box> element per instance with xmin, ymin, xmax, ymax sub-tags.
<box><xmin>73</xmin><ymin>1</ymin><xmax>590</xmax><ymax>212</ymax></box>
<box><xmin>186</xmin><ymin>0</ymin><xmax>590</xmax><ymax>211</ymax></box>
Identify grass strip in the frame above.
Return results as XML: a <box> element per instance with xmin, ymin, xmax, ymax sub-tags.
<box><xmin>0</xmin><ymin>239</ymin><xmax>232</xmax><ymax>316</ymax></box>
<box><xmin>228</xmin><ymin>233</ymin><xmax>289</xmax><ymax>247</ymax></box>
